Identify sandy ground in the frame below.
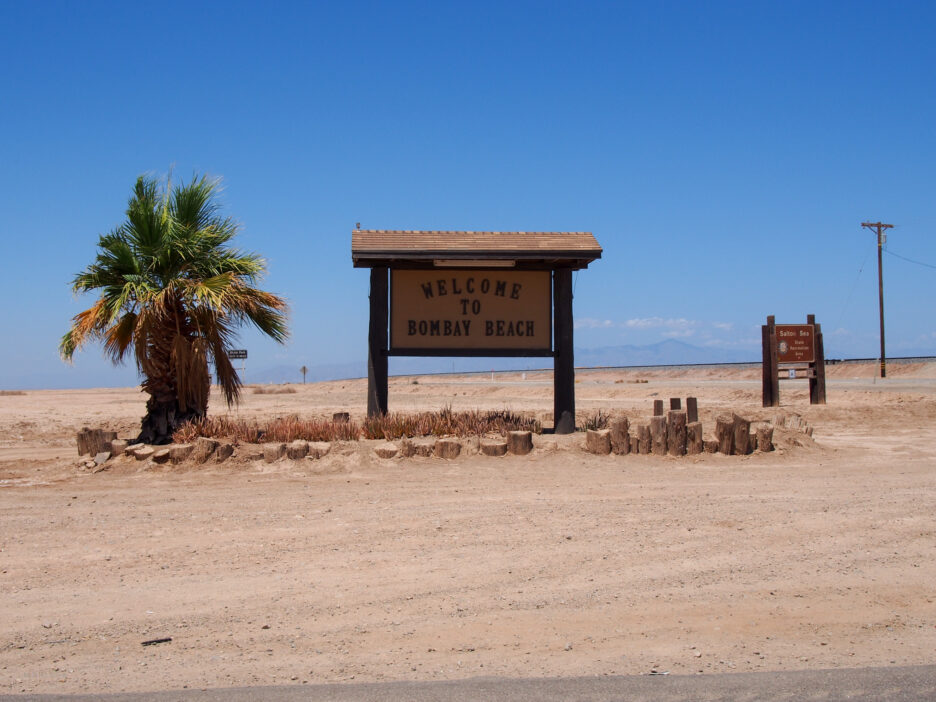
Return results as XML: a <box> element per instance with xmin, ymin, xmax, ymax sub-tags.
<box><xmin>2</xmin><ymin>361</ymin><xmax>936</xmax><ymax>695</ymax></box>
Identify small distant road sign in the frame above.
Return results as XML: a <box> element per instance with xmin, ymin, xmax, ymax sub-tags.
<box><xmin>228</xmin><ymin>349</ymin><xmax>248</xmax><ymax>360</ymax></box>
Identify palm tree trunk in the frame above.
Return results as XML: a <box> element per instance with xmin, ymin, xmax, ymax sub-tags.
<box><xmin>136</xmin><ymin>316</ymin><xmax>207</xmax><ymax>445</ymax></box>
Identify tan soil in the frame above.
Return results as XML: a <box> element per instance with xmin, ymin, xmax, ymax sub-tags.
<box><xmin>2</xmin><ymin>361</ymin><xmax>935</xmax><ymax>694</ymax></box>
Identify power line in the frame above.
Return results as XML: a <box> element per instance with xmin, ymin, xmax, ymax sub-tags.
<box><xmin>835</xmin><ymin>239</ymin><xmax>875</xmax><ymax>330</ymax></box>
<box><xmin>884</xmin><ymin>248</ymin><xmax>936</xmax><ymax>270</ymax></box>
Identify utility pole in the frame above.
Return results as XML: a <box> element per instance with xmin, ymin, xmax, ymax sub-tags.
<box><xmin>861</xmin><ymin>221</ymin><xmax>894</xmax><ymax>378</ymax></box>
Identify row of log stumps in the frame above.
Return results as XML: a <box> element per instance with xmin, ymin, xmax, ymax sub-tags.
<box><xmin>76</xmin><ymin>429</ymin><xmax>237</xmax><ymax>471</ymax></box>
<box><xmin>585</xmin><ymin>397</ymin><xmax>774</xmax><ymax>457</ymax></box>
<box><xmin>373</xmin><ymin>430</ymin><xmax>536</xmax><ymax>460</ymax></box>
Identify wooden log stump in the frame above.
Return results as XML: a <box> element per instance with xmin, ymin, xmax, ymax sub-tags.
<box><xmin>687</xmin><ymin>421</ymin><xmax>704</xmax><ymax>455</ymax></box>
<box><xmin>192</xmin><ymin>437</ymin><xmax>219</xmax><ymax>463</ymax></box>
<box><xmin>110</xmin><ymin>439</ymin><xmax>129</xmax><ymax>457</ymax></box>
<box><xmin>215</xmin><ymin>443</ymin><xmax>235</xmax><ymax>463</ymax></box>
<box><xmin>415</xmin><ymin>441</ymin><xmax>434</xmax><ymax>457</ymax></box>
<box><xmin>585</xmin><ymin>429</ymin><xmax>612</xmax><ymax>455</ymax></box>
<box><xmin>124</xmin><ymin>442</ymin><xmax>144</xmax><ymax>456</ymax></box>
<box><xmin>169</xmin><ymin>444</ymin><xmax>193</xmax><ymax>464</ymax></box>
<box><xmin>263</xmin><ymin>442</ymin><xmax>286</xmax><ymax>463</ymax></box>
<box><xmin>285</xmin><ymin>440</ymin><xmax>309</xmax><ymax>460</ymax></box>
<box><xmin>686</xmin><ymin>397</ymin><xmax>698</xmax><ymax>424</ymax></box>
<box><xmin>670</xmin><ymin>398</ymin><xmax>681</xmax><ymax>410</ymax></box>
<box><xmin>667</xmin><ymin>411</ymin><xmax>687</xmax><ymax>456</ymax></box>
<box><xmin>480</xmin><ymin>439</ymin><xmax>508</xmax><ymax>456</ymax></box>
<box><xmin>715</xmin><ymin>415</ymin><xmax>734</xmax><ymax>455</ymax></box>
<box><xmin>133</xmin><ymin>446</ymin><xmax>154</xmax><ymax>461</ymax></box>
<box><xmin>609</xmin><ymin>418</ymin><xmax>630</xmax><ymax>455</ymax></box>
<box><xmin>732</xmin><ymin>414</ymin><xmax>752</xmax><ymax>455</ymax></box>
<box><xmin>152</xmin><ymin>449</ymin><xmax>170</xmax><ymax>464</ymax></box>
<box><xmin>375</xmin><ymin>442</ymin><xmax>399</xmax><ymax>459</ymax></box>
<box><xmin>77</xmin><ymin>428</ymin><xmax>118</xmax><ymax>456</ymax></box>
<box><xmin>637</xmin><ymin>425</ymin><xmax>651</xmax><ymax>454</ymax></box>
<box><xmin>433</xmin><ymin>438</ymin><xmax>462</xmax><ymax>459</ymax></box>
<box><xmin>308</xmin><ymin>442</ymin><xmax>332</xmax><ymax>459</ymax></box>
<box><xmin>629</xmin><ymin>435</ymin><xmax>639</xmax><ymax>454</ymax></box>
<box><xmin>76</xmin><ymin>428</ymin><xmax>91</xmax><ymax>456</ymax></box>
<box><xmin>756</xmin><ymin>425</ymin><xmax>774</xmax><ymax>452</ymax></box>
<box><xmin>507</xmin><ymin>431</ymin><xmax>534</xmax><ymax>456</ymax></box>
<box><xmin>653</xmin><ymin>400</ymin><xmax>664</xmax><ymax>417</ymax></box>
<box><xmin>650</xmin><ymin>416</ymin><xmax>668</xmax><ymax>455</ymax></box>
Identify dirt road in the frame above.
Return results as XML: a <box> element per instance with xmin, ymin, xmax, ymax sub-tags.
<box><xmin>2</xmin><ymin>364</ymin><xmax>935</xmax><ymax>694</ymax></box>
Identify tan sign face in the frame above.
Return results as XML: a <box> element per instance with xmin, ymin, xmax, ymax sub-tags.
<box><xmin>776</xmin><ymin>324</ymin><xmax>815</xmax><ymax>363</ymax></box>
<box><xmin>390</xmin><ymin>269</ymin><xmax>551</xmax><ymax>351</ymax></box>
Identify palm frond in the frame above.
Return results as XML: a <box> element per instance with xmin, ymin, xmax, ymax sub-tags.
<box><xmin>102</xmin><ymin>312</ymin><xmax>138</xmax><ymax>364</ymax></box>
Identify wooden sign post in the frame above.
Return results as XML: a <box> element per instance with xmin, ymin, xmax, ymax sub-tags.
<box><xmin>352</xmin><ymin>230</ymin><xmax>602</xmax><ymax>434</ymax></box>
<box><xmin>762</xmin><ymin>314</ymin><xmax>826</xmax><ymax>407</ymax></box>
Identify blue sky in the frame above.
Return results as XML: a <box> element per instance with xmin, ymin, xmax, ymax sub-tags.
<box><xmin>1</xmin><ymin>0</ymin><xmax>934</xmax><ymax>389</ymax></box>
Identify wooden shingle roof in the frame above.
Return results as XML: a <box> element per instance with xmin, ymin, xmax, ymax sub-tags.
<box><xmin>351</xmin><ymin>230</ymin><xmax>602</xmax><ymax>269</ymax></box>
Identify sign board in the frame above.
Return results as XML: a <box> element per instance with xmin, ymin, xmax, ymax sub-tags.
<box><xmin>390</xmin><ymin>270</ymin><xmax>551</xmax><ymax>351</ymax></box>
<box><xmin>776</xmin><ymin>325</ymin><xmax>815</xmax><ymax>363</ymax></box>
<box><xmin>228</xmin><ymin>349</ymin><xmax>248</xmax><ymax>360</ymax></box>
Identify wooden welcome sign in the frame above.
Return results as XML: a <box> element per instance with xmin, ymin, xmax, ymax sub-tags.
<box><xmin>352</xmin><ymin>230</ymin><xmax>602</xmax><ymax>433</ymax></box>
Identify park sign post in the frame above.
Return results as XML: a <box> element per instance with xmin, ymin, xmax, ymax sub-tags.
<box><xmin>352</xmin><ymin>230</ymin><xmax>602</xmax><ymax>434</ymax></box>
<box><xmin>227</xmin><ymin>349</ymin><xmax>247</xmax><ymax>377</ymax></box>
<box><xmin>762</xmin><ymin>315</ymin><xmax>826</xmax><ymax>407</ymax></box>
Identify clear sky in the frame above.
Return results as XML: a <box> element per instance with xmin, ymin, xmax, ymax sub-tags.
<box><xmin>1</xmin><ymin>0</ymin><xmax>934</xmax><ymax>389</ymax></box>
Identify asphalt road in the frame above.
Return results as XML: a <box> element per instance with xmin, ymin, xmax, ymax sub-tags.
<box><xmin>6</xmin><ymin>665</ymin><xmax>936</xmax><ymax>702</ymax></box>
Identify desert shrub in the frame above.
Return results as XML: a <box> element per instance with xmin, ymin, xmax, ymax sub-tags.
<box><xmin>0</xmin><ymin>390</ymin><xmax>26</xmax><ymax>396</ymax></box>
<box><xmin>173</xmin><ymin>414</ymin><xmax>359</xmax><ymax>444</ymax></box>
<box><xmin>582</xmin><ymin>409</ymin><xmax>610</xmax><ymax>431</ymax></box>
<box><xmin>173</xmin><ymin>407</ymin><xmax>541</xmax><ymax>443</ymax></box>
<box><xmin>252</xmin><ymin>385</ymin><xmax>297</xmax><ymax>395</ymax></box>
<box><xmin>362</xmin><ymin>406</ymin><xmax>539</xmax><ymax>440</ymax></box>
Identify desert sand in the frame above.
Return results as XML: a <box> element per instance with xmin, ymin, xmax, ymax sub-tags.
<box><xmin>2</xmin><ymin>361</ymin><xmax>935</xmax><ymax>695</ymax></box>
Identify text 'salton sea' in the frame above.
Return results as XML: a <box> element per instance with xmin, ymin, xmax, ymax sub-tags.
<box><xmin>390</xmin><ymin>270</ymin><xmax>551</xmax><ymax>351</ymax></box>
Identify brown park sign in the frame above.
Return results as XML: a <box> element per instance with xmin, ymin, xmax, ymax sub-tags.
<box><xmin>390</xmin><ymin>269</ymin><xmax>551</xmax><ymax>351</ymax></box>
<box><xmin>776</xmin><ymin>324</ymin><xmax>815</xmax><ymax>363</ymax></box>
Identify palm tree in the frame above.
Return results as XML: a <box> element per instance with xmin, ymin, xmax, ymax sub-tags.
<box><xmin>60</xmin><ymin>174</ymin><xmax>288</xmax><ymax>444</ymax></box>
<box><xmin>300</xmin><ymin>365</ymin><xmax>308</xmax><ymax>384</ymax></box>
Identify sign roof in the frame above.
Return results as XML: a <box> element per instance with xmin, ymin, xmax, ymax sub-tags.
<box><xmin>351</xmin><ymin>230</ymin><xmax>602</xmax><ymax>269</ymax></box>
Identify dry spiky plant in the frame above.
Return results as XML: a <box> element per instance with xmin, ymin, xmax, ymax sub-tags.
<box><xmin>252</xmin><ymin>385</ymin><xmax>298</xmax><ymax>395</ymax></box>
<box><xmin>173</xmin><ymin>415</ymin><xmax>359</xmax><ymax>444</ymax></box>
<box><xmin>172</xmin><ymin>407</ymin><xmax>540</xmax><ymax>444</ymax></box>
<box><xmin>362</xmin><ymin>407</ymin><xmax>540</xmax><ymax>440</ymax></box>
<box><xmin>60</xmin><ymin>174</ymin><xmax>288</xmax><ymax>444</ymax></box>
<box><xmin>582</xmin><ymin>409</ymin><xmax>611</xmax><ymax>430</ymax></box>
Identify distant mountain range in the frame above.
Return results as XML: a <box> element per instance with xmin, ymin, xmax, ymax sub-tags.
<box><xmin>248</xmin><ymin>340</ymin><xmax>758</xmax><ymax>385</ymax></box>
<box><xmin>5</xmin><ymin>339</ymin><xmax>932</xmax><ymax>390</ymax></box>
<box><xmin>576</xmin><ymin>340</ymin><xmax>753</xmax><ymax>367</ymax></box>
